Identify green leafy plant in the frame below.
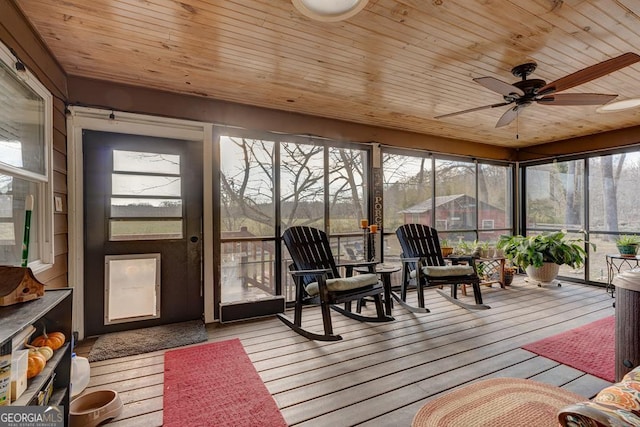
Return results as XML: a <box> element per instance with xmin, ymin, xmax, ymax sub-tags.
<box><xmin>478</xmin><ymin>241</ymin><xmax>491</xmax><ymax>250</ymax></box>
<box><xmin>616</xmin><ymin>235</ymin><xmax>640</xmax><ymax>246</ymax></box>
<box><xmin>455</xmin><ymin>240</ymin><xmax>473</xmax><ymax>255</ymax></box>
<box><xmin>476</xmin><ymin>262</ymin><xmax>486</xmax><ymax>277</ymax></box>
<box><xmin>496</xmin><ymin>232</ymin><xmax>593</xmax><ymax>270</ymax></box>
<box><xmin>616</xmin><ymin>235</ymin><xmax>640</xmax><ymax>256</ymax></box>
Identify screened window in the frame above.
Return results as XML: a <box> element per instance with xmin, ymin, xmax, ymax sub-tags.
<box><xmin>526</xmin><ymin>160</ymin><xmax>584</xmax><ymax>231</ymax></box>
<box><xmin>435</xmin><ymin>159</ymin><xmax>477</xmax><ymax>232</ymax></box>
<box><xmin>524</xmin><ymin>159</ymin><xmax>587</xmax><ymax>281</ymax></box>
<box><xmin>218</xmin><ymin>129</ymin><xmax>369</xmax><ymax>304</ymax></box>
<box><xmin>219</xmin><ymin>134</ymin><xmax>277</xmax><ymax>304</ymax></box>
<box><xmin>587</xmin><ymin>153</ymin><xmax>640</xmax><ymax>282</ymax></box>
<box><xmin>383</xmin><ymin>150</ymin><xmax>512</xmax><ymax>260</ymax></box>
<box><xmin>0</xmin><ymin>42</ymin><xmax>53</xmax><ymax>270</ymax></box>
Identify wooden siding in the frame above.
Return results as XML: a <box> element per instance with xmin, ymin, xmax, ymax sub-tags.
<box><xmin>66</xmin><ymin>75</ymin><xmax>516</xmax><ymax>162</ymax></box>
<box><xmin>0</xmin><ymin>1</ymin><xmax>69</xmax><ymax>287</ymax></box>
<box><xmin>75</xmin><ymin>278</ymin><xmax>615</xmax><ymax>426</ymax></box>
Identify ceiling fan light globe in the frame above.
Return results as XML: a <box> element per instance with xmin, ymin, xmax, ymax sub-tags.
<box><xmin>597</xmin><ymin>98</ymin><xmax>640</xmax><ymax>113</ymax></box>
<box><xmin>292</xmin><ymin>0</ymin><xmax>368</xmax><ymax>21</ymax></box>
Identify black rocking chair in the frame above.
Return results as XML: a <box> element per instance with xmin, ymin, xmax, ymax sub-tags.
<box><xmin>395</xmin><ymin>223</ymin><xmax>490</xmax><ymax>312</ymax></box>
<box><xmin>280</xmin><ymin>226</ymin><xmax>394</xmax><ymax>341</ymax></box>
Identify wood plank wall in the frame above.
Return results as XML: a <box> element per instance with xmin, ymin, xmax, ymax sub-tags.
<box><xmin>0</xmin><ymin>1</ymin><xmax>69</xmax><ymax>287</ymax></box>
<box><xmin>66</xmin><ymin>75</ymin><xmax>517</xmax><ymax>161</ymax></box>
<box><xmin>66</xmin><ymin>76</ymin><xmax>640</xmax><ymax>164</ymax></box>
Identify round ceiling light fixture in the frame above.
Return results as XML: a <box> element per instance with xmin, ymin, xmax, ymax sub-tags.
<box><xmin>292</xmin><ymin>0</ymin><xmax>369</xmax><ymax>22</ymax></box>
<box><xmin>597</xmin><ymin>98</ymin><xmax>640</xmax><ymax>113</ymax></box>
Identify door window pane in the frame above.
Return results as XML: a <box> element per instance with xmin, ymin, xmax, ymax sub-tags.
<box><xmin>110</xmin><ymin>198</ymin><xmax>182</xmax><ymax>217</ymax></box>
<box><xmin>112</xmin><ymin>174</ymin><xmax>181</xmax><ymax>197</ymax></box>
<box><xmin>110</xmin><ymin>220</ymin><xmax>183</xmax><ymax>241</ymax></box>
<box><xmin>113</xmin><ymin>150</ymin><xmax>180</xmax><ymax>174</ymax></box>
<box><xmin>110</xmin><ymin>149</ymin><xmax>183</xmax><ymax>241</ymax></box>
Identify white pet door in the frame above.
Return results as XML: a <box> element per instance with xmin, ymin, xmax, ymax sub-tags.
<box><xmin>104</xmin><ymin>253</ymin><xmax>161</xmax><ymax>324</ymax></box>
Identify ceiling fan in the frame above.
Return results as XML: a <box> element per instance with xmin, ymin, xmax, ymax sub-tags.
<box><xmin>435</xmin><ymin>52</ymin><xmax>640</xmax><ymax>128</ymax></box>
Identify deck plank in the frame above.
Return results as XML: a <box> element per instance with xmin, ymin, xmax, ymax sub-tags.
<box><xmin>78</xmin><ymin>279</ymin><xmax>615</xmax><ymax>426</ymax></box>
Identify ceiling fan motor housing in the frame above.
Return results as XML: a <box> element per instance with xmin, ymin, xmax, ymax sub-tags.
<box><xmin>506</xmin><ymin>78</ymin><xmax>547</xmax><ymax>103</ymax></box>
<box><xmin>510</xmin><ymin>62</ymin><xmax>538</xmax><ymax>79</ymax></box>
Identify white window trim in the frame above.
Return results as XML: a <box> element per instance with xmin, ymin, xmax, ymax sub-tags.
<box><xmin>482</xmin><ymin>219</ymin><xmax>495</xmax><ymax>229</ymax></box>
<box><xmin>67</xmin><ymin>106</ymin><xmax>214</xmax><ymax>339</ymax></box>
<box><xmin>0</xmin><ymin>41</ymin><xmax>54</xmax><ymax>273</ymax></box>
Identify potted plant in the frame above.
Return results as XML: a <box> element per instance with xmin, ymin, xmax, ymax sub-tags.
<box><xmin>615</xmin><ymin>235</ymin><xmax>640</xmax><ymax>257</ymax></box>
<box><xmin>503</xmin><ymin>264</ymin><xmax>516</xmax><ymax>286</ymax></box>
<box><xmin>477</xmin><ymin>241</ymin><xmax>494</xmax><ymax>258</ymax></box>
<box><xmin>440</xmin><ymin>238</ymin><xmax>453</xmax><ymax>257</ymax></box>
<box><xmin>497</xmin><ymin>231</ymin><xmax>593</xmax><ymax>283</ymax></box>
<box><xmin>455</xmin><ymin>240</ymin><xmax>473</xmax><ymax>255</ymax></box>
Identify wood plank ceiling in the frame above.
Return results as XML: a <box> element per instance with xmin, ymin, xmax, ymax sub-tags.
<box><xmin>14</xmin><ymin>0</ymin><xmax>640</xmax><ymax>147</ymax></box>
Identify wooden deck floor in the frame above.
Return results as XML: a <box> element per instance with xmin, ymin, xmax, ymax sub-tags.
<box><xmin>74</xmin><ymin>277</ymin><xmax>615</xmax><ymax>426</ymax></box>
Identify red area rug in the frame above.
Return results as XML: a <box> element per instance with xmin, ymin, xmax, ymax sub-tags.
<box><xmin>522</xmin><ymin>316</ymin><xmax>614</xmax><ymax>382</ymax></box>
<box><xmin>163</xmin><ymin>338</ymin><xmax>287</xmax><ymax>427</ymax></box>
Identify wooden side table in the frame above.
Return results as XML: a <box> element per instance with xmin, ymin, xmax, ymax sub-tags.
<box><xmin>354</xmin><ymin>265</ymin><xmax>400</xmax><ymax>316</ymax></box>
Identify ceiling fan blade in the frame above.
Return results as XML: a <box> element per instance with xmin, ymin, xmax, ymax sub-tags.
<box><xmin>538</xmin><ymin>52</ymin><xmax>640</xmax><ymax>95</ymax></box>
<box><xmin>474</xmin><ymin>77</ymin><xmax>525</xmax><ymax>97</ymax></box>
<box><xmin>537</xmin><ymin>93</ymin><xmax>618</xmax><ymax>106</ymax></box>
<box><xmin>434</xmin><ymin>102</ymin><xmax>511</xmax><ymax>119</ymax></box>
<box><xmin>495</xmin><ymin>106</ymin><xmax>520</xmax><ymax>128</ymax></box>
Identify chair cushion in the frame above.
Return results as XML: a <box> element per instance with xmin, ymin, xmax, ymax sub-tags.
<box><xmin>305</xmin><ymin>273</ymin><xmax>378</xmax><ymax>296</ymax></box>
<box><xmin>410</xmin><ymin>265</ymin><xmax>475</xmax><ymax>278</ymax></box>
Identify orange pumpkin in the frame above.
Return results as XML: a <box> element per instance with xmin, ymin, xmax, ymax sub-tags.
<box><xmin>31</xmin><ymin>331</ymin><xmax>65</xmax><ymax>350</ymax></box>
<box><xmin>24</xmin><ymin>343</ymin><xmax>54</xmax><ymax>361</ymax></box>
<box><xmin>27</xmin><ymin>351</ymin><xmax>46</xmax><ymax>379</ymax></box>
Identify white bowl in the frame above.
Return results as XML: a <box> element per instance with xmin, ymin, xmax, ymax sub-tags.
<box><xmin>69</xmin><ymin>389</ymin><xmax>123</xmax><ymax>427</ymax></box>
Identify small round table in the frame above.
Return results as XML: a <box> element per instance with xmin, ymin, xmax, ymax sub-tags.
<box><xmin>606</xmin><ymin>253</ymin><xmax>640</xmax><ymax>297</ymax></box>
<box><xmin>354</xmin><ymin>264</ymin><xmax>401</xmax><ymax>316</ymax></box>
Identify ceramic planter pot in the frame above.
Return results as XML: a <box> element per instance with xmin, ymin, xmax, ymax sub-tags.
<box><xmin>504</xmin><ymin>270</ymin><xmax>515</xmax><ymax>285</ymax></box>
<box><xmin>525</xmin><ymin>262</ymin><xmax>560</xmax><ymax>283</ymax></box>
<box><xmin>617</xmin><ymin>244</ymin><xmax>639</xmax><ymax>257</ymax></box>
